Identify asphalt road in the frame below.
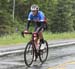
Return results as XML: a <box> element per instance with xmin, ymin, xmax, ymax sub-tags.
<box><xmin>0</xmin><ymin>44</ymin><xmax>75</xmax><ymax>69</ymax></box>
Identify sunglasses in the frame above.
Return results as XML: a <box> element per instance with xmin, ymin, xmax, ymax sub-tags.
<box><xmin>32</xmin><ymin>10</ymin><xmax>36</xmax><ymax>12</ymax></box>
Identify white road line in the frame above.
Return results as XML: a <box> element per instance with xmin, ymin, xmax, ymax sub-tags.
<box><xmin>0</xmin><ymin>61</ymin><xmax>25</xmax><ymax>65</ymax></box>
<box><xmin>0</xmin><ymin>41</ymin><xmax>75</xmax><ymax>56</ymax></box>
<box><xmin>0</xmin><ymin>50</ymin><xmax>24</xmax><ymax>56</ymax></box>
<box><xmin>49</xmin><ymin>42</ymin><xmax>75</xmax><ymax>48</ymax></box>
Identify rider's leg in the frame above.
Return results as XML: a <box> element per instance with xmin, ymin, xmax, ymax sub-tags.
<box><xmin>38</xmin><ymin>30</ymin><xmax>46</xmax><ymax>50</ymax></box>
<box><xmin>33</xmin><ymin>33</ymin><xmax>38</xmax><ymax>61</ymax></box>
<box><xmin>33</xmin><ymin>32</ymin><xmax>39</xmax><ymax>50</ymax></box>
<box><xmin>38</xmin><ymin>29</ymin><xmax>44</xmax><ymax>43</ymax></box>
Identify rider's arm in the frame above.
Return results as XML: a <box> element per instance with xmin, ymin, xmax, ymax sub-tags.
<box><xmin>38</xmin><ymin>11</ymin><xmax>45</xmax><ymax>32</ymax></box>
<box><xmin>26</xmin><ymin>20</ymin><xmax>31</xmax><ymax>30</ymax></box>
<box><xmin>39</xmin><ymin>11</ymin><xmax>48</xmax><ymax>30</ymax></box>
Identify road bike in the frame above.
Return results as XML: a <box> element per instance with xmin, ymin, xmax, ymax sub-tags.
<box><xmin>21</xmin><ymin>31</ymin><xmax>48</xmax><ymax>67</ymax></box>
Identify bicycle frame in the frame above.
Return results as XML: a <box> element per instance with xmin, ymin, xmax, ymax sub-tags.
<box><xmin>22</xmin><ymin>31</ymin><xmax>39</xmax><ymax>42</ymax></box>
<box><xmin>22</xmin><ymin>31</ymin><xmax>48</xmax><ymax>66</ymax></box>
<box><xmin>22</xmin><ymin>31</ymin><xmax>39</xmax><ymax>53</ymax></box>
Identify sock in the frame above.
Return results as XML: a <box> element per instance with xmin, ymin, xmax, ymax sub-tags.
<box><xmin>40</xmin><ymin>39</ymin><xmax>44</xmax><ymax>43</ymax></box>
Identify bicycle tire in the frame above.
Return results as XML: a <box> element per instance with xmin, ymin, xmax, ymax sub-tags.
<box><xmin>39</xmin><ymin>40</ymin><xmax>48</xmax><ymax>63</ymax></box>
<box><xmin>24</xmin><ymin>41</ymin><xmax>34</xmax><ymax>67</ymax></box>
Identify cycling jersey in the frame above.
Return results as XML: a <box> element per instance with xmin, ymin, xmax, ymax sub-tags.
<box><xmin>28</xmin><ymin>11</ymin><xmax>45</xmax><ymax>22</ymax></box>
<box><xmin>26</xmin><ymin>11</ymin><xmax>47</xmax><ymax>31</ymax></box>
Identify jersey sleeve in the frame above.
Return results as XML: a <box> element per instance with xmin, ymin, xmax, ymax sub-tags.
<box><xmin>39</xmin><ymin>11</ymin><xmax>45</xmax><ymax>22</ymax></box>
<box><xmin>28</xmin><ymin>12</ymin><xmax>32</xmax><ymax>21</ymax></box>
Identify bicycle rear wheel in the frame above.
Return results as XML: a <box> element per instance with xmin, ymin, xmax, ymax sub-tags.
<box><xmin>39</xmin><ymin>40</ymin><xmax>48</xmax><ymax>63</ymax></box>
<box><xmin>24</xmin><ymin>42</ymin><xmax>34</xmax><ymax>67</ymax></box>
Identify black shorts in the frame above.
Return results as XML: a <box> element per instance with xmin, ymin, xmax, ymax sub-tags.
<box><xmin>34</xmin><ymin>22</ymin><xmax>44</xmax><ymax>33</ymax></box>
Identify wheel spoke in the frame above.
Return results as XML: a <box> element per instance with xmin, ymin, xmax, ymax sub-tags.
<box><xmin>39</xmin><ymin>40</ymin><xmax>48</xmax><ymax>63</ymax></box>
<box><xmin>24</xmin><ymin>42</ymin><xmax>34</xmax><ymax>67</ymax></box>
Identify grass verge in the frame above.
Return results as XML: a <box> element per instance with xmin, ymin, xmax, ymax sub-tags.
<box><xmin>0</xmin><ymin>32</ymin><xmax>75</xmax><ymax>45</ymax></box>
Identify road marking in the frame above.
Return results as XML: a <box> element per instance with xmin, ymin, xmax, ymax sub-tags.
<box><xmin>0</xmin><ymin>61</ymin><xmax>25</xmax><ymax>65</ymax></box>
<box><xmin>48</xmin><ymin>61</ymin><xmax>75</xmax><ymax>69</ymax></box>
<box><xmin>0</xmin><ymin>50</ymin><xmax>24</xmax><ymax>56</ymax></box>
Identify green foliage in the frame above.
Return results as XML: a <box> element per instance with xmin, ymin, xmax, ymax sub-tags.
<box><xmin>0</xmin><ymin>0</ymin><xmax>75</xmax><ymax>36</ymax></box>
<box><xmin>72</xmin><ymin>0</ymin><xmax>75</xmax><ymax>30</ymax></box>
<box><xmin>50</xmin><ymin>0</ymin><xmax>74</xmax><ymax>33</ymax></box>
<box><xmin>0</xmin><ymin>10</ymin><xmax>24</xmax><ymax>36</ymax></box>
<box><xmin>0</xmin><ymin>32</ymin><xmax>75</xmax><ymax>45</ymax></box>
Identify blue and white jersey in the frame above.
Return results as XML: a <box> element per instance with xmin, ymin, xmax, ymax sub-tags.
<box><xmin>28</xmin><ymin>11</ymin><xmax>45</xmax><ymax>22</ymax></box>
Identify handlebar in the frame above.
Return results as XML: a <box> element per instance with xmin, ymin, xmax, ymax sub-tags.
<box><xmin>21</xmin><ymin>31</ymin><xmax>32</xmax><ymax>37</ymax></box>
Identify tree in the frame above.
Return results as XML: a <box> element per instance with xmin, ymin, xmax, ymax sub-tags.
<box><xmin>0</xmin><ymin>0</ymin><xmax>75</xmax><ymax>35</ymax></box>
<box><xmin>72</xmin><ymin>0</ymin><xmax>75</xmax><ymax>30</ymax></box>
<box><xmin>50</xmin><ymin>0</ymin><xmax>74</xmax><ymax>33</ymax></box>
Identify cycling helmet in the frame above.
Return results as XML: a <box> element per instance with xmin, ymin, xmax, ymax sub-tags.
<box><xmin>31</xmin><ymin>4</ymin><xmax>39</xmax><ymax>11</ymax></box>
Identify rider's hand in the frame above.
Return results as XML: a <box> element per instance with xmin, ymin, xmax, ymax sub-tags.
<box><xmin>24</xmin><ymin>30</ymin><xmax>28</xmax><ymax>34</ymax></box>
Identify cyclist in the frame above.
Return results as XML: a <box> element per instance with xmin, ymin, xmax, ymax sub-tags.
<box><xmin>24</xmin><ymin>4</ymin><xmax>47</xmax><ymax>50</ymax></box>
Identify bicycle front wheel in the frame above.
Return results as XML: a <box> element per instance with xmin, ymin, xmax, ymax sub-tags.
<box><xmin>24</xmin><ymin>42</ymin><xmax>34</xmax><ymax>67</ymax></box>
<box><xmin>39</xmin><ymin>40</ymin><xmax>48</xmax><ymax>63</ymax></box>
